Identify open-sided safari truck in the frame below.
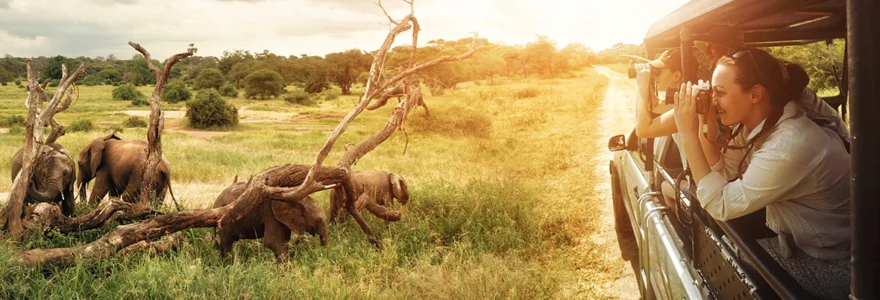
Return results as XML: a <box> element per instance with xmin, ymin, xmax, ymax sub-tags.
<box><xmin>607</xmin><ymin>0</ymin><xmax>880</xmax><ymax>299</ymax></box>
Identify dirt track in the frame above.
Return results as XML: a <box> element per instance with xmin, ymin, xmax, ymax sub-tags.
<box><xmin>592</xmin><ymin>67</ymin><xmax>640</xmax><ymax>299</ymax></box>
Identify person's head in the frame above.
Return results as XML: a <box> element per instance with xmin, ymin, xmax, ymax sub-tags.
<box><xmin>648</xmin><ymin>49</ymin><xmax>698</xmax><ymax>90</ymax></box>
<box><xmin>695</xmin><ymin>26</ymin><xmax>745</xmax><ymax>65</ymax></box>
<box><xmin>711</xmin><ymin>48</ymin><xmax>809</xmax><ymax>127</ymax></box>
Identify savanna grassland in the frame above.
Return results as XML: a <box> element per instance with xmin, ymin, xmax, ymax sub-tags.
<box><xmin>0</xmin><ymin>68</ymin><xmax>632</xmax><ymax>299</ymax></box>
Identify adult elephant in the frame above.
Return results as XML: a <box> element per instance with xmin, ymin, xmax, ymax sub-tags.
<box><xmin>10</xmin><ymin>142</ymin><xmax>77</xmax><ymax>216</ymax></box>
<box><xmin>77</xmin><ymin>133</ymin><xmax>176</xmax><ymax>206</ymax></box>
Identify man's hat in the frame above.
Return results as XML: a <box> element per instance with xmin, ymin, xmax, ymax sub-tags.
<box><xmin>694</xmin><ymin>25</ymin><xmax>745</xmax><ymax>54</ymax></box>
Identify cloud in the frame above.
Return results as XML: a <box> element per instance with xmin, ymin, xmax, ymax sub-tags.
<box><xmin>0</xmin><ymin>0</ymin><xmax>11</xmax><ymax>10</ymax></box>
<box><xmin>215</xmin><ymin>0</ymin><xmax>267</xmax><ymax>3</ymax></box>
<box><xmin>0</xmin><ymin>30</ymin><xmax>51</xmax><ymax>56</ymax></box>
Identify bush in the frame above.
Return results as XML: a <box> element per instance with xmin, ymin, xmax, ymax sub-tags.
<box><xmin>112</xmin><ymin>84</ymin><xmax>144</xmax><ymax>101</ymax></box>
<box><xmin>1</xmin><ymin>82</ymin><xmax>6</xmax><ymax>86</ymax></box>
<box><xmin>0</xmin><ymin>115</ymin><xmax>25</xmax><ymax>127</ymax></box>
<box><xmin>105</xmin><ymin>124</ymin><xmax>124</xmax><ymax>134</ymax></box>
<box><xmin>163</xmin><ymin>80</ymin><xmax>191</xmax><ymax>103</ymax></box>
<box><xmin>48</xmin><ymin>79</ymin><xmax>60</xmax><ymax>87</ymax></box>
<box><xmin>284</xmin><ymin>90</ymin><xmax>315</xmax><ymax>105</ymax></box>
<box><xmin>304</xmin><ymin>78</ymin><xmax>329</xmax><ymax>94</ymax></box>
<box><xmin>81</xmin><ymin>75</ymin><xmax>101</xmax><ymax>86</ymax></box>
<box><xmin>131</xmin><ymin>98</ymin><xmax>150</xmax><ymax>107</ymax></box>
<box><xmin>194</xmin><ymin>68</ymin><xmax>226</xmax><ymax>90</ymax></box>
<box><xmin>68</xmin><ymin>120</ymin><xmax>94</xmax><ymax>132</ymax></box>
<box><xmin>122</xmin><ymin>116</ymin><xmax>148</xmax><ymax>128</ymax></box>
<box><xmin>244</xmin><ymin>69</ymin><xmax>285</xmax><ymax>100</ymax></box>
<box><xmin>8</xmin><ymin>125</ymin><xmax>23</xmax><ymax>135</ymax></box>
<box><xmin>97</xmin><ymin>68</ymin><xmax>122</xmax><ymax>85</ymax></box>
<box><xmin>14</xmin><ymin>80</ymin><xmax>21</xmax><ymax>86</ymax></box>
<box><xmin>219</xmin><ymin>83</ymin><xmax>238</xmax><ymax>97</ymax></box>
<box><xmin>186</xmin><ymin>89</ymin><xmax>239</xmax><ymax>129</ymax></box>
<box><xmin>323</xmin><ymin>88</ymin><xmax>341</xmax><ymax>101</ymax></box>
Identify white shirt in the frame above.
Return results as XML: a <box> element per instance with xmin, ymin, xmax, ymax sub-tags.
<box><xmin>696</xmin><ymin>101</ymin><xmax>851</xmax><ymax>259</ymax></box>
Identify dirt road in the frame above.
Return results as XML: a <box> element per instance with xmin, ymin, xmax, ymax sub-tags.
<box><xmin>592</xmin><ymin>66</ymin><xmax>640</xmax><ymax>299</ymax></box>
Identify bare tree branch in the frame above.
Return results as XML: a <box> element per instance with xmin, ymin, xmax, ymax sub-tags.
<box><xmin>376</xmin><ymin>0</ymin><xmax>399</xmax><ymax>25</ymax></box>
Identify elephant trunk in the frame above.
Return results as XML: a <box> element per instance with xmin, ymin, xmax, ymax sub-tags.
<box><xmin>30</xmin><ymin>178</ymin><xmax>62</xmax><ymax>203</ymax></box>
<box><xmin>316</xmin><ymin>221</ymin><xmax>328</xmax><ymax>247</ymax></box>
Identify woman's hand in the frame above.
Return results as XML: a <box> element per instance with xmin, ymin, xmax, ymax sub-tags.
<box><xmin>674</xmin><ymin>81</ymin><xmax>701</xmax><ymax>139</ymax></box>
<box><xmin>635</xmin><ymin>63</ymin><xmax>653</xmax><ymax>93</ymax></box>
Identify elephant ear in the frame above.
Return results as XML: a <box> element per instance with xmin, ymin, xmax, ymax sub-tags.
<box><xmin>88</xmin><ymin>140</ymin><xmax>107</xmax><ymax>177</ymax></box>
<box><xmin>271</xmin><ymin>200</ymin><xmax>306</xmax><ymax>235</ymax></box>
<box><xmin>390</xmin><ymin>173</ymin><xmax>409</xmax><ymax>205</ymax></box>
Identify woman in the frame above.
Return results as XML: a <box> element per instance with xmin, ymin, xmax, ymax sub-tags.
<box><xmin>673</xmin><ymin>48</ymin><xmax>851</xmax><ymax>300</ymax></box>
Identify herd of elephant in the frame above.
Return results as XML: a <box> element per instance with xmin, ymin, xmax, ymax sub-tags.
<box><xmin>10</xmin><ymin>133</ymin><xmax>411</xmax><ymax>263</ymax></box>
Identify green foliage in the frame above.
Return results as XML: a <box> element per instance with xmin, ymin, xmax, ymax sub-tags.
<box><xmin>48</xmin><ymin>79</ymin><xmax>60</xmax><ymax>87</ymax></box>
<box><xmin>304</xmin><ymin>77</ymin><xmax>329</xmax><ymax>94</ymax></box>
<box><xmin>112</xmin><ymin>84</ymin><xmax>144</xmax><ymax>101</ymax></box>
<box><xmin>284</xmin><ymin>90</ymin><xmax>315</xmax><ymax>105</ymax></box>
<box><xmin>186</xmin><ymin>89</ymin><xmax>239</xmax><ymax>129</ymax></box>
<box><xmin>124</xmin><ymin>55</ymin><xmax>158</xmax><ymax>86</ymax></box>
<box><xmin>131</xmin><ymin>98</ymin><xmax>150</xmax><ymax>107</ymax></box>
<box><xmin>323</xmin><ymin>88</ymin><xmax>341</xmax><ymax>100</ymax></box>
<box><xmin>194</xmin><ymin>68</ymin><xmax>226</xmax><ymax>90</ymax></box>
<box><xmin>0</xmin><ymin>82</ymin><xmax>6</xmax><ymax>86</ymax></box>
<box><xmin>218</xmin><ymin>83</ymin><xmax>238</xmax><ymax>97</ymax></box>
<box><xmin>97</xmin><ymin>68</ymin><xmax>123</xmax><ymax>84</ymax></box>
<box><xmin>325</xmin><ymin>49</ymin><xmax>372</xmax><ymax>95</ymax></box>
<box><xmin>243</xmin><ymin>69</ymin><xmax>285</xmax><ymax>100</ymax></box>
<box><xmin>81</xmin><ymin>75</ymin><xmax>101</xmax><ymax>86</ymax></box>
<box><xmin>45</xmin><ymin>55</ymin><xmax>67</xmax><ymax>79</ymax></box>
<box><xmin>0</xmin><ymin>66</ymin><xmax>13</xmax><ymax>83</ymax></box>
<box><xmin>356</xmin><ymin>71</ymin><xmax>370</xmax><ymax>86</ymax></box>
<box><xmin>0</xmin><ymin>115</ymin><xmax>25</xmax><ymax>127</ymax></box>
<box><xmin>68</xmin><ymin>120</ymin><xmax>95</xmax><ymax>132</ymax></box>
<box><xmin>14</xmin><ymin>79</ymin><xmax>22</xmax><ymax>86</ymax></box>
<box><xmin>7</xmin><ymin>125</ymin><xmax>23</xmax><ymax>135</ymax></box>
<box><xmin>226</xmin><ymin>63</ymin><xmax>252</xmax><ymax>88</ymax></box>
<box><xmin>764</xmin><ymin>40</ymin><xmax>845</xmax><ymax>93</ymax></box>
<box><xmin>163</xmin><ymin>80</ymin><xmax>191</xmax><ymax>103</ymax></box>
<box><xmin>122</xmin><ymin>116</ymin><xmax>148</xmax><ymax>128</ymax></box>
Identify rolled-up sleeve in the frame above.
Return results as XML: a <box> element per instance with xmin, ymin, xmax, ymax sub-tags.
<box><xmin>697</xmin><ymin>147</ymin><xmax>808</xmax><ymax>221</ymax></box>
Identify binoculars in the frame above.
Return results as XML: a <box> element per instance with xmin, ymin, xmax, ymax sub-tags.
<box><xmin>628</xmin><ymin>61</ymin><xmax>660</xmax><ymax>79</ymax></box>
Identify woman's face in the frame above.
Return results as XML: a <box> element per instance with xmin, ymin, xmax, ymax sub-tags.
<box><xmin>654</xmin><ymin>68</ymin><xmax>681</xmax><ymax>90</ymax></box>
<box><xmin>711</xmin><ymin>64</ymin><xmax>754</xmax><ymax>126</ymax></box>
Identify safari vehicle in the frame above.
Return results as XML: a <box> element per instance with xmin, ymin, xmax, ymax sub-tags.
<box><xmin>607</xmin><ymin>0</ymin><xmax>880</xmax><ymax>299</ymax></box>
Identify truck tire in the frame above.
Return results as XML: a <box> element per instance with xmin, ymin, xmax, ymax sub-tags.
<box><xmin>610</xmin><ymin>160</ymin><xmax>632</xmax><ymax>234</ymax></box>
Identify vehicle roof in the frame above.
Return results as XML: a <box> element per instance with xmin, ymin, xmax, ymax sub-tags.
<box><xmin>644</xmin><ymin>0</ymin><xmax>846</xmax><ymax>50</ymax></box>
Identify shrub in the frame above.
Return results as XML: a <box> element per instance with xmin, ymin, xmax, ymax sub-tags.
<box><xmin>219</xmin><ymin>83</ymin><xmax>238</xmax><ymax>97</ymax></box>
<box><xmin>8</xmin><ymin>125</ymin><xmax>23</xmax><ymax>135</ymax></box>
<box><xmin>284</xmin><ymin>90</ymin><xmax>315</xmax><ymax>105</ymax></box>
<box><xmin>106</xmin><ymin>124</ymin><xmax>124</xmax><ymax>134</ymax></box>
<box><xmin>122</xmin><ymin>116</ymin><xmax>147</xmax><ymax>128</ymax></box>
<box><xmin>243</xmin><ymin>69</ymin><xmax>285</xmax><ymax>100</ymax></box>
<box><xmin>14</xmin><ymin>80</ymin><xmax>21</xmax><ymax>86</ymax></box>
<box><xmin>131</xmin><ymin>98</ymin><xmax>150</xmax><ymax>107</ymax></box>
<box><xmin>112</xmin><ymin>84</ymin><xmax>144</xmax><ymax>101</ymax></box>
<box><xmin>323</xmin><ymin>88</ymin><xmax>341</xmax><ymax>101</ymax></box>
<box><xmin>68</xmin><ymin>120</ymin><xmax>94</xmax><ymax>132</ymax></box>
<box><xmin>97</xmin><ymin>68</ymin><xmax>122</xmax><ymax>84</ymax></box>
<box><xmin>186</xmin><ymin>89</ymin><xmax>239</xmax><ymax>129</ymax></box>
<box><xmin>81</xmin><ymin>75</ymin><xmax>101</xmax><ymax>86</ymax></box>
<box><xmin>304</xmin><ymin>78</ymin><xmax>329</xmax><ymax>94</ymax></box>
<box><xmin>1</xmin><ymin>82</ymin><xmax>6</xmax><ymax>86</ymax></box>
<box><xmin>48</xmin><ymin>79</ymin><xmax>60</xmax><ymax>87</ymax></box>
<box><xmin>163</xmin><ymin>80</ymin><xmax>191</xmax><ymax>103</ymax></box>
<box><xmin>194</xmin><ymin>68</ymin><xmax>226</xmax><ymax>90</ymax></box>
<box><xmin>0</xmin><ymin>115</ymin><xmax>25</xmax><ymax>127</ymax></box>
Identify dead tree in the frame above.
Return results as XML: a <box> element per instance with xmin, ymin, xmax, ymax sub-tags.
<box><xmin>12</xmin><ymin>0</ymin><xmax>476</xmax><ymax>268</ymax></box>
<box><xmin>128</xmin><ymin>42</ymin><xmax>193</xmax><ymax>211</ymax></box>
<box><xmin>0</xmin><ymin>61</ymin><xmax>85</xmax><ymax>239</ymax></box>
<box><xmin>367</xmin><ymin>84</ymin><xmax>430</xmax><ymax>118</ymax></box>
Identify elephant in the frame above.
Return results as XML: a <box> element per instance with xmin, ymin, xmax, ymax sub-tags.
<box><xmin>10</xmin><ymin>142</ymin><xmax>76</xmax><ymax>216</ymax></box>
<box><xmin>77</xmin><ymin>133</ymin><xmax>176</xmax><ymax>206</ymax></box>
<box><xmin>328</xmin><ymin>170</ymin><xmax>409</xmax><ymax>222</ymax></box>
<box><xmin>212</xmin><ymin>181</ymin><xmax>329</xmax><ymax>263</ymax></box>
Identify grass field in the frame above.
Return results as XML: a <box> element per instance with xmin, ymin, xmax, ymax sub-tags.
<box><xmin>0</xmin><ymin>70</ymin><xmax>621</xmax><ymax>299</ymax></box>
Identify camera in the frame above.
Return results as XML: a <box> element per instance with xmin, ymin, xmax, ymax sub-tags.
<box><xmin>695</xmin><ymin>81</ymin><xmax>712</xmax><ymax>114</ymax></box>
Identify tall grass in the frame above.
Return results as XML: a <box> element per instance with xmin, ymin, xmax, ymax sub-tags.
<box><xmin>0</xmin><ymin>69</ymin><xmax>617</xmax><ymax>298</ymax></box>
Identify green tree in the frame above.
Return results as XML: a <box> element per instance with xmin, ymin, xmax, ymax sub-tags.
<box><xmin>97</xmin><ymin>68</ymin><xmax>122</xmax><ymax>84</ymax></box>
<box><xmin>325</xmin><ymin>49</ymin><xmax>372</xmax><ymax>95</ymax></box>
<box><xmin>244</xmin><ymin>69</ymin><xmax>286</xmax><ymax>100</ymax></box>
<box><xmin>0</xmin><ymin>66</ymin><xmax>13</xmax><ymax>83</ymax></box>
<box><xmin>194</xmin><ymin>68</ymin><xmax>226</xmax><ymax>90</ymax></box>
<box><xmin>124</xmin><ymin>55</ymin><xmax>158</xmax><ymax>86</ymax></box>
<box><xmin>163</xmin><ymin>80</ymin><xmax>192</xmax><ymax>103</ymax></box>
<box><xmin>45</xmin><ymin>55</ymin><xmax>67</xmax><ymax>79</ymax></box>
<box><xmin>186</xmin><ymin>89</ymin><xmax>239</xmax><ymax>129</ymax></box>
<box><xmin>227</xmin><ymin>63</ymin><xmax>253</xmax><ymax>88</ymax></box>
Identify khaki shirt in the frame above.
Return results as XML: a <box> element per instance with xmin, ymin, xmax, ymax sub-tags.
<box><xmin>697</xmin><ymin>101</ymin><xmax>851</xmax><ymax>260</ymax></box>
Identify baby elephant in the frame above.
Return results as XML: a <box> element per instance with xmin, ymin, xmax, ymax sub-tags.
<box><xmin>212</xmin><ymin>181</ymin><xmax>328</xmax><ymax>263</ymax></box>
<box><xmin>328</xmin><ymin>170</ymin><xmax>409</xmax><ymax>222</ymax></box>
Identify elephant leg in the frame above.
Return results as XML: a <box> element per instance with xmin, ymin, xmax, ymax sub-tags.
<box><xmin>89</xmin><ymin>172</ymin><xmax>111</xmax><ymax>205</ymax></box>
<box><xmin>263</xmin><ymin>218</ymin><xmax>291</xmax><ymax>264</ymax></box>
<box><xmin>120</xmin><ymin>180</ymin><xmax>142</xmax><ymax>203</ymax></box>
<box><xmin>328</xmin><ymin>188</ymin><xmax>344</xmax><ymax>223</ymax></box>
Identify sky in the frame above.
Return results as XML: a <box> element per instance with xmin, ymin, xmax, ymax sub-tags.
<box><xmin>0</xmin><ymin>0</ymin><xmax>688</xmax><ymax>59</ymax></box>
